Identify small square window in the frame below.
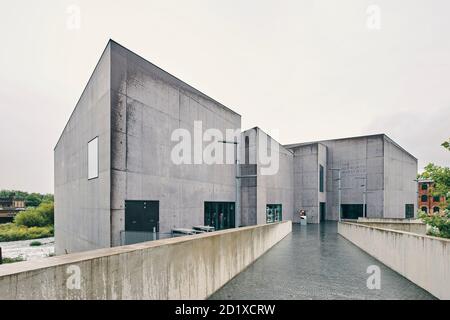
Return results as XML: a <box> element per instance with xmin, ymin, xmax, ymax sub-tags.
<box><xmin>88</xmin><ymin>137</ymin><xmax>99</xmax><ymax>180</ymax></box>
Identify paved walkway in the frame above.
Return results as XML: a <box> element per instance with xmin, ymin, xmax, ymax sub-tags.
<box><xmin>210</xmin><ymin>222</ymin><xmax>435</xmax><ymax>300</ymax></box>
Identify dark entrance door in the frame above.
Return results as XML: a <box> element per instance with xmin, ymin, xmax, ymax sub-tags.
<box><xmin>204</xmin><ymin>202</ymin><xmax>235</xmax><ymax>230</ymax></box>
<box><xmin>320</xmin><ymin>202</ymin><xmax>326</xmax><ymax>222</ymax></box>
<box><xmin>125</xmin><ymin>200</ymin><xmax>159</xmax><ymax>232</ymax></box>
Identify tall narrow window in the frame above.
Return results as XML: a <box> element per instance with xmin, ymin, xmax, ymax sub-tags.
<box><xmin>245</xmin><ymin>136</ymin><xmax>249</xmax><ymax>164</ymax></box>
<box><xmin>405</xmin><ymin>204</ymin><xmax>414</xmax><ymax>219</ymax></box>
<box><xmin>88</xmin><ymin>137</ymin><xmax>99</xmax><ymax>180</ymax></box>
<box><xmin>319</xmin><ymin>165</ymin><xmax>324</xmax><ymax>193</ymax></box>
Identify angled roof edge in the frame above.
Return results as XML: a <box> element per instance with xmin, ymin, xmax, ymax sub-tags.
<box><xmin>108</xmin><ymin>39</ymin><xmax>241</xmax><ymax>118</ymax></box>
<box><xmin>54</xmin><ymin>41</ymin><xmax>112</xmax><ymax>150</ymax></box>
<box><xmin>243</xmin><ymin>126</ymin><xmax>294</xmax><ymax>155</ymax></box>
<box><xmin>284</xmin><ymin>133</ymin><xmax>417</xmax><ymax>160</ymax></box>
<box><xmin>55</xmin><ymin>39</ymin><xmax>242</xmax><ymax>150</ymax></box>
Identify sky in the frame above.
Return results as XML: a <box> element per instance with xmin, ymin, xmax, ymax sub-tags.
<box><xmin>0</xmin><ymin>0</ymin><xmax>449</xmax><ymax>194</ymax></box>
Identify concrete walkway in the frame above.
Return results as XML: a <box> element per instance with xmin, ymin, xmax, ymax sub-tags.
<box><xmin>210</xmin><ymin>222</ymin><xmax>435</xmax><ymax>300</ymax></box>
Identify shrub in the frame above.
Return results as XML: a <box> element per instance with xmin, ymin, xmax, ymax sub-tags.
<box><xmin>1</xmin><ymin>256</ymin><xmax>25</xmax><ymax>264</ymax></box>
<box><xmin>29</xmin><ymin>241</ymin><xmax>42</xmax><ymax>246</ymax></box>
<box><xmin>420</xmin><ymin>210</ymin><xmax>450</xmax><ymax>239</ymax></box>
<box><xmin>14</xmin><ymin>202</ymin><xmax>54</xmax><ymax>228</ymax></box>
<box><xmin>0</xmin><ymin>223</ymin><xmax>54</xmax><ymax>242</ymax></box>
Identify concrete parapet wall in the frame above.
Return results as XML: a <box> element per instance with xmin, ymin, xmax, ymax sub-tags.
<box><xmin>0</xmin><ymin>221</ymin><xmax>292</xmax><ymax>300</ymax></box>
<box><xmin>355</xmin><ymin>218</ymin><xmax>427</xmax><ymax>235</ymax></box>
<box><xmin>338</xmin><ymin>222</ymin><xmax>449</xmax><ymax>299</ymax></box>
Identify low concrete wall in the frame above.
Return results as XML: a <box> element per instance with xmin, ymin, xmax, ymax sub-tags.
<box><xmin>355</xmin><ymin>218</ymin><xmax>427</xmax><ymax>235</ymax></box>
<box><xmin>0</xmin><ymin>221</ymin><xmax>292</xmax><ymax>300</ymax></box>
<box><xmin>338</xmin><ymin>222</ymin><xmax>450</xmax><ymax>300</ymax></box>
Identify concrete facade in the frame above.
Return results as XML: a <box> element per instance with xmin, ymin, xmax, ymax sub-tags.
<box><xmin>108</xmin><ymin>42</ymin><xmax>240</xmax><ymax>247</ymax></box>
<box><xmin>290</xmin><ymin>143</ymin><xmax>327</xmax><ymax>224</ymax></box>
<box><xmin>54</xmin><ymin>44</ymin><xmax>112</xmax><ymax>254</ymax></box>
<box><xmin>285</xmin><ymin>135</ymin><xmax>418</xmax><ymax>223</ymax></box>
<box><xmin>55</xmin><ymin>40</ymin><xmax>418</xmax><ymax>254</ymax></box>
<box><xmin>240</xmin><ymin>128</ymin><xmax>294</xmax><ymax>226</ymax></box>
<box><xmin>55</xmin><ymin>41</ymin><xmax>241</xmax><ymax>254</ymax></box>
<box><xmin>338</xmin><ymin>221</ymin><xmax>450</xmax><ymax>299</ymax></box>
<box><xmin>0</xmin><ymin>221</ymin><xmax>292</xmax><ymax>300</ymax></box>
<box><xmin>354</xmin><ymin>217</ymin><xmax>427</xmax><ymax>235</ymax></box>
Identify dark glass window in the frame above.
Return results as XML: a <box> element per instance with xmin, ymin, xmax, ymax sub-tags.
<box><xmin>421</xmin><ymin>183</ymin><xmax>428</xmax><ymax>190</ymax></box>
<box><xmin>421</xmin><ymin>195</ymin><xmax>428</xmax><ymax>202</ymax></box>
<box><xmin>245</xmin><ymin>136</ymin><xmax>250</xmax><ymax>164</ymax></box>
<box><xmin>319</xmin><ymin>165</ymin><xmax>324</xmax><ymax>193</ymax></box>
<box><xmin>433</xmin><ymin>195</ymin><xmax>440</xmax><ymax>202</ymax></box>
<box><xmin>405</xmin><ymin>204</ymin><xmax>414</xmax><ymax>219</ymax></box>
<box><xmin>204</xmin><ymin>202</ymin><xmax>235</xmax><ymax>230</ymax></box>
<box><xmin>421</xmin><ymin>206</ymin><xmax>428</xmax><ymax>213</ymax></box>
<box><xmin>341</xmin><ymin>204</ymin><xmax>367</xmax><ymax>219</ymax></box>
<box><xmin>433</xmin><ymin>207</ymin><xmax>440</xmax><ymax>213</ymax></box>
<box><xmin>266</xmin><ymin>204</ymin><xmax>282</xmax><ymax>223</ymax></box>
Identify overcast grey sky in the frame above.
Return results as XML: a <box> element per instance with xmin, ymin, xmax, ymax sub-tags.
<box><xmin>0</xmin><ymin>0</ymin><xmax>449</xmax><ymax>194</ymax></box>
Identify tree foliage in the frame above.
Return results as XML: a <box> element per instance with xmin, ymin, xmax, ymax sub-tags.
<box><xmin>0</xmin><ymin>190</ymin><xmax>53</xmax><ymax>207</ymax></box>
<box><xmin>420</xmin><ymin>210</ymin><xmax>450</xmax><ymax>239</ymax></box>
<box><xmin>14</xmin><ymin>202</ymin><xmax>54</xmax><ymax>228</ymax></box>
<box><xmin>442</xmin><ymin>138</ymin><xmax>450</xmax><ymax>151</ymax></box>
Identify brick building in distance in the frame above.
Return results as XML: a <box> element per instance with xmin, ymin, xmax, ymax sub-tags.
<box><xmin>418</xmin><ymin>179</ymin><xmax>447</xmax><ymax>214</ymax></box>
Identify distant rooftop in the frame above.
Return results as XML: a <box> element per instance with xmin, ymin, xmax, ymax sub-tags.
<box><xmin>284</xmin><ymin>133</ymin><xmax>417</xmax><ymax>160</ymax></box>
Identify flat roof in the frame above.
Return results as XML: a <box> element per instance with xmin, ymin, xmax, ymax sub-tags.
<box><xmin>284</xmin><ymin>133</ymin><xmax>417</xmax><ymax>160</ymax></box>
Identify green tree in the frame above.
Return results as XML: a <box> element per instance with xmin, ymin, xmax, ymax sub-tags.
<box><xmin>25</xmin><ymin>193</ymin><xmax>42</xmax><ymax>207</ymax></box>
<box><xmin>0</xmin><ymin>190</ymin><xmax>29</xmax><ymax>200</ymax></box>
<box><xmin>14</xmin><ymin>202</ymin><xmax>54</xmax><ymax>227</ymax></box>
<box><xmin>420</xmin><ymin>210</ymin><xmax>450</xmax><ymax>239</ymax></box>
<box><xmin>41</xmin><ymin>193</ymin><xmax>54</xmax><ymax>203</ymax></box>
<box><xmin>442</xmin><ymin>138</ymin><xmax>450</xmax><ymax>151</ymax></box>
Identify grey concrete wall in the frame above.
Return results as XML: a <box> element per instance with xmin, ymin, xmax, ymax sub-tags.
<box><xmin>240</xmin><ymin>129</ymin><xmax>258</xmax><ymax>226</ymax></box>
<box><xmin>292</xmin><ymin>143</ymin><xmax>321</xmax><ymax>223</ymax></box>
<box><xmin>0</xmin><ymin>221</ymin><xmax>292</xmax><ymax>300</ymax></box>
<box><xmin>109</xmin><ymin>41</ymin><xmax>241</xmax><ymax>244</ymax></box>
<box><xmin>54</xmin><ymin>44</ymin><xmax>112</xmax><ymax>254</ymax></box>
<box><xmin>338</xmin><ymin>222</ymin><xmax>449</xmax><ymax>299</ymax></box>
<box><xmin>287</xmin><ymin>135</ymin><xmax>417</xmax><ymax>221</ymax></box>
<box><xmin>241</xmin><ymin>128</ymin><xmax>294</xmax><ymax>226</ymax></box>
<box><xmin>323</xmin><ymin>136</ymin><xmax>385</xmax><ymax>220</ymax></box>
<box><xmin>256</xmin><ymin>129</ymin><xmax>294</xmax><ymax>225</ymax></box>
<box><xmin>383</xmin><ymin>137</ymin><xmax>418</xmax><ymax>218</ymax></box>
<box><xmin>355</xmin><ymin>218</ymin><xmax>426</xmax><ymax>234</ymax></box>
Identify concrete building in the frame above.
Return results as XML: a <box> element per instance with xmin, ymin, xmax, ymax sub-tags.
<box><xmin>55</xmin><ymin>40</ymin><xmax>418</xmax><ymax>254</ymax></box>
<box><xmin>240</xmin><ymin>127</ymin><xmax>294</xmax><ymax>226</ymax></box>
<box><xmin>285</xmin><ymin>135</ymin><xmax>418</xmax><ymax>223</ymax></box>
<box><xmin>55</xmin><ymin>40</ymin><xmax>240</xmax><ymax>254</ymax></box>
